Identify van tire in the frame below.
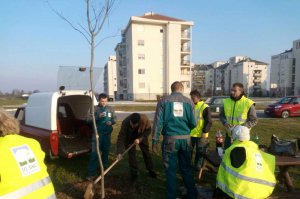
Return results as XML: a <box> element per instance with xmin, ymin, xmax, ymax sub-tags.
<box><xmin>281</xmin><ymin>110</ymin><xmax>289</xmax><ymax>119</ymax></box>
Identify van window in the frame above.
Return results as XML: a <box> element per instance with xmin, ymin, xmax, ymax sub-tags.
<box><xmin>16</xmin><ymin>109</ymin><xmax>24</xmax><ymax>121</ymax></box>
<box><xmin>213</xmin><ymin>98</ymin><xmax>224</xmax><ymax>105</ymax></box>
<box><xmin>58</xmin><ymin>106</ymin><xmax>68</xmax><ymax>118</ymax></box>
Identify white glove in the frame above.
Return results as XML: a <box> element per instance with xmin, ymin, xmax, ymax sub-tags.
<box><xmin>117</xmin><ymin>154</ymin><xmax>122</xmax><ymax>160</ymax></box>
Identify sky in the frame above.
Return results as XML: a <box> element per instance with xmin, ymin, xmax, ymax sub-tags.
<box><xmin>0</xmin><ymin>0</ymin><xmax>300</xmax><ymax>93</ymax></box>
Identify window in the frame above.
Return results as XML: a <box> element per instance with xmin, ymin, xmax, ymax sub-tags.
<box><xmin>58</xmin><ymin>106</ymin><xmax>67</xmax><ymax>118</ymax></box>
<box><xmin>160</xmin><ymin>29</ymin><xmax>163</xmax><ymax>33</ymax></box>
<box><xmin>123</xmin><ymin>79</ymin><xmax>127</xmax><ymax>88</ymax></box>
<box><xmin>138</xmin><ymin>54</ymin><xmax>145</xmax><ymax>60</ymax></box>
<box><xmin>138</xmin><ymin>69</ymin><xmax>145</xmax><ymax>74</ymax></box>
<box><xmin>139</xmin><ymin>82</ymin><xmax>145</xmax><ymax>88</ymax></box>
<box><xmin>293</xmin><ymin>58</ymin><xmax>296</xmax><ymax>66</ymax></box>
<box><xmin>16</xmin><ymin>109</ymin><xmax>24</xmax><ymax>121</ymax></box>
<box><xmin>138</xmin><ymin>40</ymin><xmax>144</xmax><ymax>46</ymax></box>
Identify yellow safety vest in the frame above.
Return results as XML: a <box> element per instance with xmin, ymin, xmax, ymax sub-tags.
<box><xmin>190</xmin><ymin>101</ymin><xmax>209</xmax><ymax>137</ymax></box>
<box><xmin>224</xmin><ymin>96</ymin><xmax>253</xmax><ymax>126</ymax></box>
<box><xmin>0</xmin><ymin>135</ymin><xmax>56</xmax><ymax>199</ymax></box>
<box><xmin>216</xmin><ymin>141</ymin><xmax>276</xmax><ymax>199</ymax></box>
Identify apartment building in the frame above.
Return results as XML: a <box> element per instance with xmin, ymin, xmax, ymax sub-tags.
<box><xmin>230</xmin><ymin>57</ymin><xmax>268</xmax><ymax>96</ymax></box>
<box><xmin>270</xmin><ymin>39</ymin><xmax>300</xmax><ymax>96</ymax></box>
<box><xmin>191</xmin><ymin>64</ymin><xmax>209</xmax><ymax>96</ymax></box>
<box><xmin>103</xmin><ymin>56</ymin><xmax>117</xmax><ymax>100</ymax></box>
<box><xmin>203</xmin><ymin>56</ymin><xmax>268</xmax><ymax>96</ymax></box>
<box><xmin>115</xmin><ymin>12</ymin><xmax>194</xmax><ymax>100</ymax></box>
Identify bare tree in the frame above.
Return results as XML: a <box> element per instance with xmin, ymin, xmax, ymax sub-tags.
<box><xmin>48</xmin><ymin>0</ymin><xmax>116</xmax><ymax>198</ymax></box>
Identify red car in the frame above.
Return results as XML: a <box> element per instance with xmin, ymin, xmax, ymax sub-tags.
<box><xmin>264</xmin><ymin>96</ymin><xmax>300</xmax><ymax>118</ymax></box>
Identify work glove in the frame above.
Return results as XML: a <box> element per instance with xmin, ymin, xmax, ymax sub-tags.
<box><xmin>116</xmin><ymin>154</ymin><xmax>123</xmax><ymax>161</ymax></box>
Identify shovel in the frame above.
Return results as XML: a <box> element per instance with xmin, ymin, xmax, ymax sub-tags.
<box><xmin>84</xmin><ymin>143</ymin><xmax>136</xmax><ymax>199</ymax></box>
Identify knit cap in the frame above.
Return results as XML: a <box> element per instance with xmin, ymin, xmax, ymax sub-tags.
<box><xmin>231</xmin><ymin>125</ymin><xmax>250</xmax><ymax>141</ymax></box>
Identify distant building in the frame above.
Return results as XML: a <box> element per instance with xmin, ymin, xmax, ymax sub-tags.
<box><xmin>115</xmin><ymin>12</ymin><xmax>194</xmax><ymax>100</ymax></box>
<box><xmin>103</xmin><ymin>56</ymin><xmax>117</xmax><ymax>100</ymax></box>
<box><xmin>191</xmin><ymin>64</ymin><xmax>209</xmax><ymax>96</ymax></box>
<box><xmin>204</xmin><ymin>56</ymin><xmax>268</xmax><ymax>96</ymax></box>
<box><xmin>270</xmin><ymin>39</ymin><xmax>300</xmax><ymax>96</ymax></box>
<box><xmin>231</xmin><ymin>57</ymin><xmax>268</xmax><ymax>96</ymax></box>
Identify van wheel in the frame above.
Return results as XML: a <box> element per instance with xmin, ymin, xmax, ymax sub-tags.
<box><xmin>281</xmin><ymin>110</ymin><xmax>289</xmax><ymax>118</ymax></box>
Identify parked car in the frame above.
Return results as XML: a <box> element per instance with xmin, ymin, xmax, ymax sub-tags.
<box><xmin>205</xmin><ymin>96</ymin><xmax>228</xmax><ymax>116</ymax></box>
<box><xmin>264</xmin><ymin>96</ymin><xmax>300</xmax><ymax>118</ymax></box>
<box><xmin>14</xmin><ymin>90</ymin><xmax>97</xmax><ymax>158</ymax></box>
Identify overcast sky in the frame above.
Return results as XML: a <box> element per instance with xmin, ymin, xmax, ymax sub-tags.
<box><xmin>1</xmin><ymin>0</ymin><xmax>299</xmax><ymax>93</ymax></box>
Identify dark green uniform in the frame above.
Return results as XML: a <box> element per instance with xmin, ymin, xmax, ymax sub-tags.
<box><xmin>87</xmin><ymin>105</ymin><xmax>115</xmax><ymax>177</ymax></box>
<box><xmin>152</xmin><ymin>92</ymin><xmax>198</xmax><ymax>199</ymax></box>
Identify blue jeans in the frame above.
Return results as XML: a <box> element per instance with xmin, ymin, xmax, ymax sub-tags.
<box><xmin>162</xmin><ymin>137</ymin><xmax>198</xmax><ymax>199</ymax></box>
<box><xmin>87</xmin><ymin>133</ymin><xmax>111</xmax><ymax>177</ymax></box>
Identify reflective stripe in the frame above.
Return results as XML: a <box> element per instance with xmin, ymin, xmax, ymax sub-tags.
<box><xmin>220</xmin><ymin>162</ymin><xmax>276</xmax><ymax>187</ymax></box>
<box><xmin>0</xmin><ymin>176</ymin><xmax>53</xmax><ymax>199</ymax></box>
<box><xmin>163</xmin><ymin>134</ymin><xmax>190</xmax><ymax>140</ymax></box>
<box><xmin>47</xmin><ymin>193</ymin><xmax>57</xmax><ymax>199</ymax></box>
<box><xmin>217</xmin><ymin>181</ymin><xmax>250</xmax><ymax>199</ymax></box>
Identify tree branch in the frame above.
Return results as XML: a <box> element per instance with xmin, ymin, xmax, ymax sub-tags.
<box><xmin>95</xmin><ymin>33</ymin><xmax>120</xmax><ymax>48</ymax></box>
<box><xmin>47</xmin><ymin>0</ymin><xmax>91</xmax><ymax>45</ymax></box>
<box><xmin>95</xmin><ymin>0</ymin><xmax>115</xmax><ymax>36</ymax></box>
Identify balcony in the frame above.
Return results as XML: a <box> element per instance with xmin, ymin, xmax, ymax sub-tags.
<box><xmin>253</xmin><ymin>73</ymin><xmax>262</xmax><ymax>77</ymax></box>
<box><xmin>181</xmin><ymin>46</ymin><xmax>191</xmax><ymax>54</ymax></box>
<box><xmin>181</xmin><ymin>61</ymin><xmax>191</xmax><ymax>66</ymax></box>
<box><xmin>181</xmin><ymin>31</ymin><xmax>191</xmax><ymax>40</ymax></box>
<box><xmin>253</xmin><ymin>79</ymin><xmax>261</xmax><ymax>83</ymax></box>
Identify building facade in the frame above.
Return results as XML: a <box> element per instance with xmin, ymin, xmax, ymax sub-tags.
<box><xmin>201</xmin><ymin>56</ymin><xmax>268</xmax><ymax>96</ymax></box>
<box><xmin>191</xmin><ymin>64</ymin><xmax>209</xmax><ymax>96</ymax></box>
<box><xmin>103</xmin><ymin>56</ymin><xmax>117</xmax><ymax>100</ymax></box>
<box><xmin>115</xmin><ymin>12</ymin><xmax>194</xmax><ymax>100</ymax></box>
<box><xmin>270</xmin><ymin>39</ymin><xmax>300</xmax><ymax>96</ymax></box>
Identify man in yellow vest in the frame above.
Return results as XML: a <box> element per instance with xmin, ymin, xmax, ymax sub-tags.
<box><xmin>220</xmin><ymin>82</ymin><xmax>257</xmax><ymax>149</ymax></box>
<box><xmin>214</xmin><ymin>125</ymin><xmax>276</xmax><ymax>199</ymax></box>
<box><xmin>190</xmin><ymin>89</ymin><xmax>212</xmax><ymax>170</ymax></box>
<box><xmin>0</xmin><ymin>109</ymin><xmax>56</xmax><ymax>199</ymax></box>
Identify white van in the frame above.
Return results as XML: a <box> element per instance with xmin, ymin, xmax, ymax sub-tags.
<box><xmin>15</xmin><ymin>90</ymin><xmax>97</xmax><ymax>158</ymax></box>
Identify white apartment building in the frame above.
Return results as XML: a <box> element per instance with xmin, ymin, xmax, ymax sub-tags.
<box><xmin>270</xmin><ymin>39</ymin><xmax>300</xmax><ymax>96</ymax></box>
<box><xmin>230</xmin><ymin>57</ymin><xmax>268</xmax><ymax>96</ymax></box>
<box><xmin>203</xmin><ymin>56</ymin><xmax>268</xmax><ymax>96</ymax></box>
<box><xmin>103</xmin><ymin>56</ymin><xmax>117</xmax><ymax>100</ymax></box>
<box><xmin>115</xmin><ymin>12</ymin><xmax>194</xmax><ymax>100</ymax></box>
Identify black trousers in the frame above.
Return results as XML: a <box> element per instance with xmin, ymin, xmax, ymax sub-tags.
<box><xmin>126</xmin><ymin>140</ymin><xmax>154</xmax><ymax>176</ymax></box>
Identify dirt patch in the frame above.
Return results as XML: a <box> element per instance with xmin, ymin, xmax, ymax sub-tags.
<box><xmin>56</xmin><ymin>175</ymin><xmax>146</xmax><ymax>199</ymax></box>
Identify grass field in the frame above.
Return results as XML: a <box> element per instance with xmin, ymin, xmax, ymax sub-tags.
<box><xmin>0</xmin><ymin>97</ymin><xmax>27</xmax><ymax>106</ymax></box>
<box><xmin>47</xmin><ymin>117</ymin><xmax>300</xmax><ymax>199</ymax></box>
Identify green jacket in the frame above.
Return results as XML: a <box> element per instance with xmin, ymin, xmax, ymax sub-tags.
<box><xmin>152</xmin><ymin>92</ymin><xmax>196</xmax><ymax>144</ymax></box>
<box><xmin>94</xmin><ymin>105</ymin><xmax>116</xmax><ymax>133</ymax></box>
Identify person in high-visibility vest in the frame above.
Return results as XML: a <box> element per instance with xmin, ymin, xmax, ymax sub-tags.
<box><xmin>219</xmin><ymin>82</ymin><xmax>257</xmax><ymax>149</ymax></box>
<box><xmin>190</xmin><ymin>89</ymin><xmax>212</xmax><ymax>170</ymax></box>
<box><xmin>0</xmin><ymin>109</ymin><xmax>56</xmax><ymax>199</ymax></box>
<box><xmin>214</xmin><ymin>125</ymin><xmax>276</xmax><ymax>199</ymax></box>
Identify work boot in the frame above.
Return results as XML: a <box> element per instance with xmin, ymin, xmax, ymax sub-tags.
<box><xmin>148</xmin><ymin>170</ymin><xmax>157</xmax><ymax>178</ymax></box>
